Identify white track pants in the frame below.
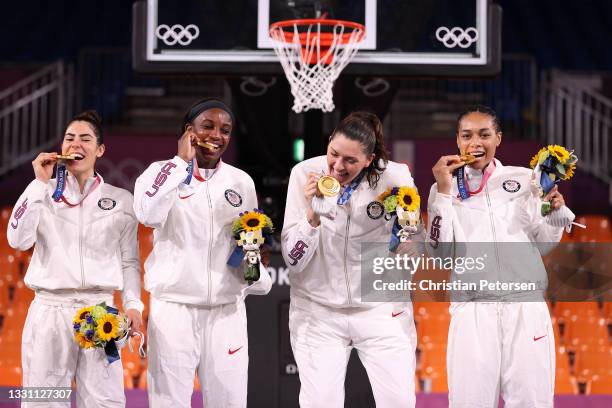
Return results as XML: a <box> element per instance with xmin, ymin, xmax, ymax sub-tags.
<box><xmin>147</xmin><ymin>298</ymin><xmax>249</xmax><ymax>408</ymax></box>
<box><xmin>21</xmin><ymin>291</ymin><xmax>125</xmax><ymax>408</ymax></box>
<box><xmin>289</xmin><ymin>297</ymin><xmax>417</xmax><ymax>408</ymax></box>
<box><xmin>447</xmin><ymin>302</ymin><xmax>555</xmax><ymax>408</ymax></box>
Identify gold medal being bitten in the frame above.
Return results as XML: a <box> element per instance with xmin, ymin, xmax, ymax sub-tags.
<box><xmin>459</xmin><ymin>151</ymin><xmax>485</xmax><ymax>164</ymax></box>
<box><xmin>459</xmin><ymin>153</ymin><xmax>476</xmax><ymax>164</ymax></box>
<box><xmin>56</xmin><ymin>154</ymin><xmax>83</xmax><ymax>161</ymax></box>
<box><xmin>196</xmin><ymin>140</ymin><xmax>220</xmax><ymax>151</ymax></box>
<box><xmin>317</xmin><ymin>176</ymin><xmax>341</xmax><ymax>197</ymax></box>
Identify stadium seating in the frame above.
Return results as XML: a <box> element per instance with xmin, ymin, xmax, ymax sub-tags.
<box><xmin>555</xmin><ymin>345</ymin><xmax>578</xmax><ymax>394</ymax></box>
<box><xmin>572</xmin><ymin>215</ymin><xmax>612</xmax><ymax>242</ymax></box>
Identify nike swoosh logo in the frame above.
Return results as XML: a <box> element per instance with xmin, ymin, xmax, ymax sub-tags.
<box><xmin>228</xmin><ymin>346</ymin><xmax>243</xmax><ymax>355</ymax></box>
<box><xmin>179</xmin><ymin>193</ymin><xmax>194</xmax><ymax>200</ymax></box>
<box><xmin>533</xmin><ymin>335</ymin><xmax>547</xmax><ymax>342</ymax></box>
<box><xmin>392</xmin><ymin>311</ymin><xmax>404</xmax><ymax>318</ymax></box>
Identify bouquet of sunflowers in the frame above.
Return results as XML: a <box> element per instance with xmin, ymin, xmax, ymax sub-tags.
<box><xmin>377</xmin><ymin>186</ymin><xmax>421</xmax><ymax>244</ymax></box>
<box><xmin>530</xmin><ymin>145</ymin><xmax>578</xmax><ymax>215</ymax></box>
<box><xmin>73</xmin><ymin>303</ymin><xmax>129</xmax><ymax>363</ymax></box>
<box><xmin>230</xmin><ymin>209</ymin><xmax>274</xmax><ymax>282</ymax></box>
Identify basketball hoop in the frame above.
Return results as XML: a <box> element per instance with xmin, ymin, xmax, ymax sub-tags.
<box><xmin>270</xmin><ymin>18</ymin><xmax>365</xmax><ymax>113</ymax></box>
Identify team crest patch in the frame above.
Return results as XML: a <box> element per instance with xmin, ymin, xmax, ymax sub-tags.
<box><xmin>98</xmin><ymin>198</ymin><xmax>116</xmax><ymax>210</ymax></box>
<box><xmin>366</xmin><ymin>201</ymin><xmax>384</xmax><ymax>220</ymax></box>
<box><xmin>502</xmin><ymin>180</ymin><xmax>521</xmax><ymax>193</ymax></box>
<box><xmin>224</xmin><ymin>189</ymin><xmax>243</xmax><ymax>207</ymax></box>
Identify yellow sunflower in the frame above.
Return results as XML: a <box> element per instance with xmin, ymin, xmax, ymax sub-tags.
<box><xmin>563</xmin><ymin>163</ymin><xmax>576</xmax><ymax>180</ymax></box>
<box><xmin>240</xmin><ymin>212</ymin><xmax>266</xmax><ymax>232</ymax></box>
<box><xmin>76</xmin><ymin>306</ymin><xmax>93</xmax><ymax>320</ymax></box>
<box><xmin>396</xmin><ymin>187</ymin><xmax>420</xmax><ymax>212</ymax></box>
<box><xmin>548</xmin><ymin>145</ymin><xmax>570</xmax><ymax>164</ymax></box>
<box><xmin>96</xmin><ymin>314</ymin><xmax>119</xmax><ymax>342</ymax></box>
<box><xmin>75</xmin><ymin>332</ymin><xmax>94</xmax><ymax>349</ymax></box>
<box><xmin>530</xmin><ymin>147</ymin><xmax>548</xmax><ymax>168</ymax></box>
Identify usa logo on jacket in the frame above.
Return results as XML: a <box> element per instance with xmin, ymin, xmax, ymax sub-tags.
<box><xmin>224</xmin><ymin>189</ymin><xmax>243</xmax><ymax>207</ymax></box>
<box><xmin>98</xmin><ymin>198</ymin><xmax>117</xmax><ymax>210</ymax></box>
<box><xmin>366</xmin><ymin>201</ymin><xmax>384</xmax><ymax>220</ymax></box>
<box><xmin>502</xmin><ymin>180</ymin><xmax>521</xmax><ymax>193</ymax></box>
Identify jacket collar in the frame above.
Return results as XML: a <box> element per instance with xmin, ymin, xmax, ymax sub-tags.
<box><xmin>193</xmin><ymin>159</ymin><xmax>223</xmax><ymax>182</ymax></box>
<box><xmin>60</xmin><ymin>173</ymin><xmax>103</xmax><ymax>204</ymax></box>
<box><xmin>465</xmin><ymin>158</ymin><xmax>503</xmax><ymax>175</ymax></box>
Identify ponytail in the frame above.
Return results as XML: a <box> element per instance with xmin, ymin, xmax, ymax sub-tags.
<box><xmin>330</xmin><ymin>111</ymin><xmax>388</xmax><ymax>188</ymax></box>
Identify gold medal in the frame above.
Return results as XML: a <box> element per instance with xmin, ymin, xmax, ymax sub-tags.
<box><xmin>459</xmin><ymin>153</ymin><xmax>476</xmax><ymax>164</ymax></box>
<box><xmin>196</xmin><ymin>140</ymin><xmax>220</xmax><ymax>151</ymax></box>
<box><xmin>56</xmin><ymin>154</ymin><xmax>83</xmax><ymax>161</ymax></box>
<box><xmin>459</xmin><ymin>151</ymin><xmax>486</xmax><ymax>164</ymax></box>
<box><xmin>317</xmin><ymin>175</ymin><xmax>341</xmax><ymax>197</ymax></box>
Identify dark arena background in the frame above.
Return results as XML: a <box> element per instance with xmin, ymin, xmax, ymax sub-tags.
<box><xmin>0</xmin><ymin>0</ymin><xmax>611</xmax><ymax>407</ymax></box>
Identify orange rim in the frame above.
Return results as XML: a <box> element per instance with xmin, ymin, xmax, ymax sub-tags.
<box><xmin>269</xmin><ymin>18</ymin><xmax>366</xmax><ymax>47</ymax></box>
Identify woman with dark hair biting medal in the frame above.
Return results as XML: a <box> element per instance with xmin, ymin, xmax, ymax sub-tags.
<box><xmin>427</xmin><ymin>105</ymin><xmax>576</xmax><ymax>408</ymax></box>
<box><xmin>281</xmin><ymin>111</ymin><xmax>423</xmax><ymax>407</ymax></box>
<box><xmin>7</xmin><ymin>110</ymin><xmax>144</xmax><ymax>407</ymax></box>
<box><xmin>133</xmin><ymin>98</ymin><xmax>271</xmax><ymax>408</ymax></box>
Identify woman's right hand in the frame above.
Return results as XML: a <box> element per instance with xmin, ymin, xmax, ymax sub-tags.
<box><xmin>304</xmin><ymin>172</ymin><xmax>323</xmax><ymax>202</ymax></box>
<box><xmin>32</xmin><ymin>152</ymin><xmax>58</xmax><ymax>183</ymax></box>
<box><xmin>304</xmin><ymin>172</ymin><xmax>322</xmax><ymax>227</ymax></box>
<box><xmin>178</xmin><ymin>126</ymin><xmax>197</xmax><ymax>163</ymax></box>
<box><xmin>432</xmin><ymin>155</ymin><xmax>465</xmax><ymax>195</ymax></box>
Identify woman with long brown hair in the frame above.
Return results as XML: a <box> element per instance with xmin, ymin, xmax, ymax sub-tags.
<box><xmin>282</xmin><ymin>111</ymin><xmax>422</xmax><ymax>407</ymax></box>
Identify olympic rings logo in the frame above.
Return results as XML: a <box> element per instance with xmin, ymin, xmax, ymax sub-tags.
<box><xmin>155</xmin><ymin>24</ymin><xmax>200</xmax><ymax>46</ymax></box>
<box><xmin>95</xmin><ymin>158</ymin><xmax>145</xmax><ymax>191</ymax></box>
<box><xmin>240</xmin><ymin>77</ymin><xmax>277</xmax><ymax>97</ymax></box>
<box><xmin>435</xmin><ymin>26</ymin><xmax>479</xmax><ymax>49</ymax></box>
<box><xmin>355</xmin><ymin>78</ymin><xmax>390</xmax><ymax>97</ymax></box>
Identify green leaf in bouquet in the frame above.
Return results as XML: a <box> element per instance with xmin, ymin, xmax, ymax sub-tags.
<box><xmin>566</xmin><ymin>154</ymin><xmax>578</xmax><ymax>165</ymax></box>
<box><xmin>79</xmin><ymin>322</ymin><xmax>94</xmax><ymax>334</ymax></box>
<box><xmin>262</xmin><ymin>214</ymin><xmax>275</xmax><ymax>232</ymax></box>
<box><xmin>383</xmin><ymin>196</ymin><xmax>398</xmax><ymax>214</ymax></box>
<box><xmin>556</xmin><ymin>163</ymin><xmax>566</xmax><ymax>175</ymax></box>
<box><xmin>91</xmin><ymin>304</ymin><xmax>108</xmax><ymax>320</ymax></box>
<box><xmin>538</xmin><ymin>151</ymin><xmax>549</xmax><ymax>165</ymax></box>
<box><xmin>231</xmin><ymin>218</ymin><xmax>243</xmax><ymax>236</ymax></box>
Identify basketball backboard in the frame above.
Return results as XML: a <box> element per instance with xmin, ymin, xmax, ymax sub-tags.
<box><xmin>133</xmin><ymin>0</ymin><xmax>501</xmax><ymax>76</ymax></box>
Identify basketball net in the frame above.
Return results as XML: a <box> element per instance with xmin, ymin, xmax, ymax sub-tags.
<box><xmin>270</xmin><ymin>19</ymin><xmax>365</xmax><ymax>113</ymax></box>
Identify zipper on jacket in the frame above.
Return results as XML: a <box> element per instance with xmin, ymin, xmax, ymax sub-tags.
<box><xmin>205</xmin><ymin>182</ymin><xmax>213</xmax><ymax>304</ymax></box>
<box><xmin>79</xmin><ymin>203</ymin><xmax>85</xmax><ymax>287</ymax></box>
<box><xmin>343</xmin><ymin>214</ymin><xmax>352</xmax><ymax>305</ymax></box>
<box><xmin>485</xmin><ymin>184</ymin><xmax>502</xmax><ymax>275</ymax></box>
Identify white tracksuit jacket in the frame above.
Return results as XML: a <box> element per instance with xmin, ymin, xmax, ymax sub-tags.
<box><xmin>281</xmin><ymin>155</ymin><xmax>416</xmax><ymax>307</ymax></box>
<box><xmin>426</xmin><ymin>159</ymin><xmax>563</xmax><ymax>299</ymax></box>
<box><xmin>427</xmin><ymin>159</ymin><xmax>563</xmax><ymax>407</ymax></box>
<box><xmin>133</xmin><ymin>156</ymin><xmax>271</xmax><ymax>306</ymax></box>
<box><xmin>7</xmin><ymin>174</ymin><xmax>143</xmax><ymax>312</ymax></box>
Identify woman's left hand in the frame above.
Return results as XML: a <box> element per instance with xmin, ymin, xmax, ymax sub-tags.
<box><xmin>544</xmin><ymin>185</ymin><xmax>565</xmax><ymax>210</ymax></box>
<box><xmin>125</xmin><ymin>309</ymin><xmax>143</xmax><ymax>336</ymax></box>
